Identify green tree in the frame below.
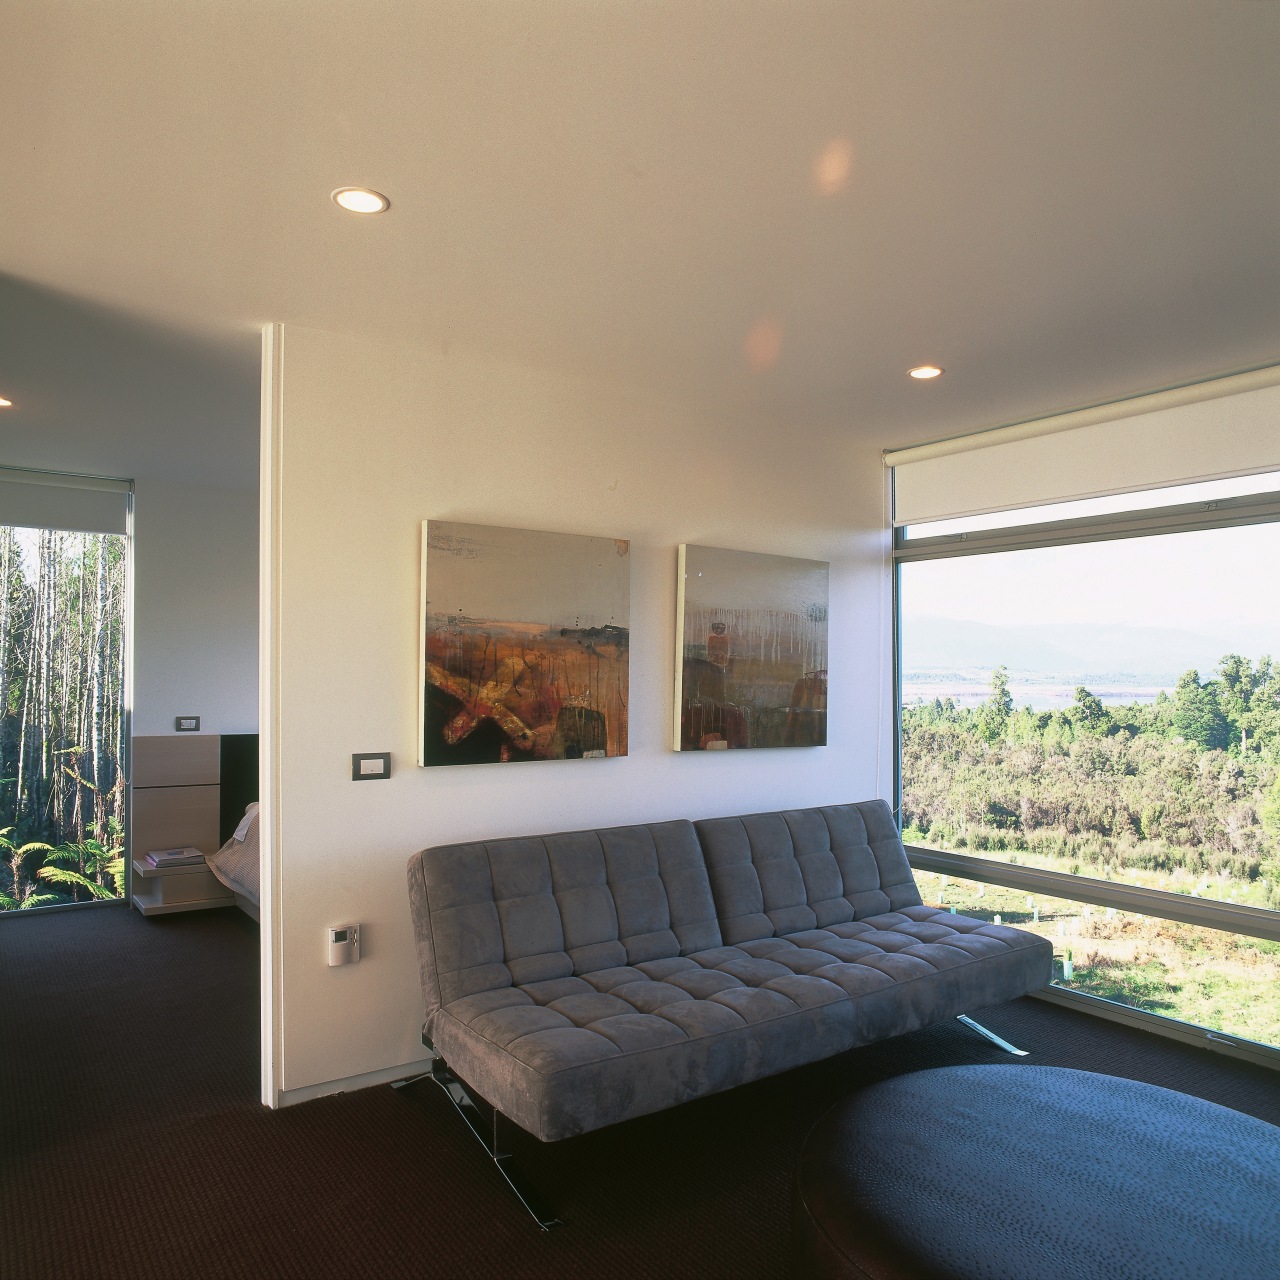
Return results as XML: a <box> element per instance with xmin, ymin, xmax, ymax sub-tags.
<box><xmin>1217</xmin><ymin>654</ymin><xmax>1255</xmax><ymax>751</ymax></box>
<box><xmin>1171</xmin><ymin>669</ymin><xmax>1230</xmax><ymax>751</ymax></box>
<box><xmin>1071</xmin><ymin>686</ymin><xmax>1110</xmax><ymax>735</ymax></box>
<box><xmin>977</xmin><ymin>666</ymin><xmax>1013</xmax><ymax>743</ymax></box>
<box><xmin>37</xmin><ymin>833</ymin><xmax>125</xmax><ymax>901</ymax></box>
<box><xmin>0</xmin><ymin>827</ymin><xmax>57</xmax><ymax>909</ymax></box>
<box><xmin>1247</xmin><ymin>657</ymin><xmax>1280</xmax><ymax>753</ymax></box>
<box><xmin>1261</xmin><ymin>775</ymin><xmax>1280</xmax><ymax>842</ymax></box>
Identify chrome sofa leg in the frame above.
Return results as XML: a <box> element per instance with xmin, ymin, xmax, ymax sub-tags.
<box><xmin>397</xmin><ymin>1036</ymin><xmax>561</xmax><ymax>1230</ymax></box>
<box><xmin>957</xmin><ymin>1014</ymin><xmax>1030</xmax><ymax>1057</ymax></box>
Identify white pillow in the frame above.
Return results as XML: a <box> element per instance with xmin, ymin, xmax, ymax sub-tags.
<box><xmin>233</xmin><ymin>801</ymin><xmax>260</xmax><ymax>843</ymax></box>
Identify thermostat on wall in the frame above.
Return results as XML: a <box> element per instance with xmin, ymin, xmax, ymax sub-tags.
<box><xmin>328</xmin><ymin>925</ymin><xmax>360</xmax><ymax>966</ymax></box>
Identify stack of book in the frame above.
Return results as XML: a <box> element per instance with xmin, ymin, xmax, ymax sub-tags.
<box><xmin>145</xmin><ymin>847</ymin><xmax>205</xmax><ymax>869</ymax></box>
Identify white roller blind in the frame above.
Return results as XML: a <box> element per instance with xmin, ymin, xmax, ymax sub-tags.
<box><xmin>888</xmin><ymin>368</ymin><xmax>1280</xmax><ymax>527</ymax></box>
<box><xmin>0</xmin><ymin>468</ymin><xmax>131</xmax><ymax>535</ymax></box>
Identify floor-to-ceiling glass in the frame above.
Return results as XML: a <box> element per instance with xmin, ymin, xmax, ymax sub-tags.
<box><xmin>0</xmin><ymin>525</ymin><xmax>128</xmax><ymax>910</ymax></box>
<box><xmin>896</xmin><ymin>480</ymin><xmax>1280</xmax><ymax>1052</ymax></box>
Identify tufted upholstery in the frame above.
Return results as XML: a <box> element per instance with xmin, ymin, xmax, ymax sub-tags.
<box><xmin>409</xmin><ymin>819</ymin><xmax>722</xmax><ymax>1017</ymax></box>
<box><xmin>407</xmin><ymin>802</ymin><xmax>1053</xmax><ymax>1142</ymax></box>
<box><xmin>696</xmin><ymin>803</ymin><xmax>922</xmax><ymax>940</ymax></box>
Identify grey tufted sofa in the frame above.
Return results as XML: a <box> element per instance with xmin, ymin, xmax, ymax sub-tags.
<box><xmin>405</xmin><ymin>800</ymin><xmax>1053</xmax><ymax>1154</ymax></box>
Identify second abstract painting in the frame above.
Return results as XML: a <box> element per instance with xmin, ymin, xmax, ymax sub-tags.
<box><xmin>675</xmin><ymin>544</ymin><xmax>828</xmax><ymax>751</ymax></box>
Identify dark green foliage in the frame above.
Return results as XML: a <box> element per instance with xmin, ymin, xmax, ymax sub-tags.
<box><xmin>1172</xmin><ymin>670</ymin><xmax>1231</xmax><ymax>751</ymax></box>
<box><xmin>1071</xmin><ymin>687</ymin><xmax>1110</xmax><ymax>735</ymax></box>
<box><xmin>976</xmin><ymin>665</ymin><xmax>1013</xmax><ymax>743</ymax></box>
<box><xmin>901</xmin><ymin>657</ymin><xmax>1280</xmax><ymax>894</ymax></box>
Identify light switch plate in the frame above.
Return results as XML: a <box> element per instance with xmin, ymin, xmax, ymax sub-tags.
<box><xmin>175</xmin><ymin>716</ymin><xmax>200</xmax><ymax>732</ymax></box>
<box><xmin>351</xmin><ymin>752</ymin><xmax>391</xmax><ymax>781</ymax></box>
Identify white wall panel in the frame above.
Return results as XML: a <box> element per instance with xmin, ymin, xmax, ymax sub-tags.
<box><xmin>132</xmin><ymin>479</ymin><xmax>259</xmax><ymax>735</ymax></box>
<box><xmin>263</xmin><ymin>324</ymin><xmax>892</xmax><ymax>1100</ymax></box>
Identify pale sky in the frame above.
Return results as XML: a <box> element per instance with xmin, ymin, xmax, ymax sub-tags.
<box><xmin>902</xmin><ymin>520</ymin><xmax>1280</xmax><ymax>634</ymax></box>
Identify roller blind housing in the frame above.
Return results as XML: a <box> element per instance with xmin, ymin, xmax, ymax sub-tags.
<box><xmin>888</xmin><ymin>369</ymin><xmax>1280</xmax><ymax>528</ymax></box>
<box><xmin>0</xmin><ymin>468</ymin><xmax>130</xmax><ymax>536</ymax></box>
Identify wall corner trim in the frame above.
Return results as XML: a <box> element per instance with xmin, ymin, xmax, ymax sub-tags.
<box><xmin>259</xmin><ymin>322</ymin><xmax>285</xmax><ymax>1108</ymax></box>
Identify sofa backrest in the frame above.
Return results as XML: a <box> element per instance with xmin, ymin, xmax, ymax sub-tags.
<box><xmin>406</xmin><ymin>819</ymin><xmax>723</xmax><ymax>1014</ymax></box>
<box><xmin>694</xmin><ymin>801</ymin><xmax>921</xmax><ymax>944</ymax></box>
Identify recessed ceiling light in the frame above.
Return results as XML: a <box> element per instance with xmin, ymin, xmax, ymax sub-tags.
<box><xmin>908</xmin><ymin>365</ymin><xmax>944</xmax><ymax>380</ymax></box>
<box><xmin>332</xmin><ymin>187</ymin><xmax>390</xmax><ymax>214</ymax></box>
<box><xmin>0</xmin><ymin>396</ymin><xmax>12</xmax><ymax>407</ymax></box>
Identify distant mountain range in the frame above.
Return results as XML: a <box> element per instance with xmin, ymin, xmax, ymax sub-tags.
<box><xmin>901</xmin><ymin>617</ymin><xmax>1278</xmax><ymax>684</ymax></box>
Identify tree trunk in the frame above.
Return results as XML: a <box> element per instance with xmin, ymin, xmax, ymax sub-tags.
<box><xmin>17</xmin><ymin>534</ymin><xmax>43</xmax><ymax>826</ymax></box>
<box><xmin>0</xmin><ymin>529</ymin><xmax>11</xmax><ymax>718</ymax></box>
<box><xmin>114</xmin><ymin>545</ymin><xmax>126</xmax><ymax>832</ymax></box>
<box><xmin>56</xmin><ymin>533</ymin><xmax>72</xmax><ymax>837</ymax></box>
<box><xmin>73</xmin><ymin>534</ymin><xmax>87</xmax><ymax>841</ymax></box>
<box><xmin>0</xmin><ymin>529</ymin><xmax>11</xmax><ymax>818</ymax></box>
<box><xmin>90</xmin><ymin>536</ymin><xmax>108</xmax><ymax>839</ymax></box>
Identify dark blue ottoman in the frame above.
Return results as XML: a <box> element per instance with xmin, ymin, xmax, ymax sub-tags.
<box><xmin>793</xmin><ymin>1065</ymin><xmax>1280</xmax><ymax>1280</ymax></box>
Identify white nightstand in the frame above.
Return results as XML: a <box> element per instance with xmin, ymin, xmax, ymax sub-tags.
<box><xmin>131</xmin><ymin>856</ymin><xmax>234</xmax><ymax>916</ymax></box>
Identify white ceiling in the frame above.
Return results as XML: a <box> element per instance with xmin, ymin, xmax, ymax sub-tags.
<box><xmin>3</xmin><ymin>1</ymin><xmax>1279</xmax><ymax>485</ymax></box>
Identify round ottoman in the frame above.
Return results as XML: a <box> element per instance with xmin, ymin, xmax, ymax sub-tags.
<box><xmin>792</xmin><ymin>1065</ymin><xmax>1280</xmax><ymax>1280</ymax></box>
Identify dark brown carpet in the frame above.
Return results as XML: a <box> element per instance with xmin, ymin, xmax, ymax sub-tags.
<box><xmin>3</xmin><ymin>904</ymin><xmax>1277</xmax><ymax>1279</ymax></box>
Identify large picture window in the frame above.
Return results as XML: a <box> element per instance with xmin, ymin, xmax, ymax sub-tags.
<box><xmin>894</xmin><ymin>473</ymin><xmax>1280</xmax><ymax>1059</ymax></box>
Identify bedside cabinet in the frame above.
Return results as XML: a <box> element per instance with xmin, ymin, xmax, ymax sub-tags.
<box><xmin>131</xmin><ymin>733</ymin><xmax>226</xmax><ymax>916</ymax></box>
<box><xmin>131</xmin><ymin>856</ymin><xmax>234</xmax><ymax>916</ymax></box>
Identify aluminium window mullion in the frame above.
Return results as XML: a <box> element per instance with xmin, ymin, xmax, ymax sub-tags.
<box><xmin>905</xmin><ymin>846</ymin><xmax>1280</xmax><ymax>944</ymax></box>
<box><xmin>893</xmin><ymin>491</ymin><xmax>1280</xmax><ymax>563</ymax></box>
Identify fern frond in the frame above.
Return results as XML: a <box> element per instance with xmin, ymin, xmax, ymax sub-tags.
<box><xmin>36</xmin><ymin>867</ymin><xmax>117</xmax><ymax>899</ymax></box>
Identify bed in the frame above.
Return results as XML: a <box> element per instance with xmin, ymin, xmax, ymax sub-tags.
<box><xmin>206</xmin><ymin>802</ymin><xmax>261</xmax><ymax>920</ymax></box>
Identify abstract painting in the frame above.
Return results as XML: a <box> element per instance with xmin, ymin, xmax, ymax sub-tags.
<box><xmin>675</xmin><ymin>544</ymin><xmax>828</xmax><ymax>751</ymax></box>
<box><xmin>421</xmin><ymin>521</ymin><xmax>630</xmax><ymax>766</ymax></box>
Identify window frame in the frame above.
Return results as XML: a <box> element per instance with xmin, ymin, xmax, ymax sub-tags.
<box><xmin>891</xmin><ymin>483</ymin><xmax>1280</xmax><ymax>1071</ymax></box>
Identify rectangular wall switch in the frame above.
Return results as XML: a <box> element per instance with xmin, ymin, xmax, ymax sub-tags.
<box><xmin>351</xmin><ymin>752</ymin><xmax>391</xmax><ymax>781</ymax></box>
<box><xmin>175</xmin><ymin>716</ymin><xmax>201</xmax><ymax>732</ymax></box>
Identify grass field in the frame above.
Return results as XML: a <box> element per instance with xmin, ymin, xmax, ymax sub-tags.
<box><xmin>913</xmin><ymin>869</ymin><xmax>1280</xmax><ymax>1049</ymax></box>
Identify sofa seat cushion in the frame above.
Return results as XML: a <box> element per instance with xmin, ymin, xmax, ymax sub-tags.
<box><xmin>429</xmin><ymin>905</ymin><xmax>1053</xmax><ymax>1140</ymax></box>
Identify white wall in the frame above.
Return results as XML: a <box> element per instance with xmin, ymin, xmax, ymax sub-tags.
<box><xmin>0</xmin><ymin>276</ymin><xmax>261</xmax><ymax>740</ymax></box>
<box><xmin>132</xmin><ymin>477</ymin><xmax>259</xmax><ymax>735</ymax></box>
<box><xmin>265</xmin><ymin>323</ymin><xmax>893</xmax><ymax>1102</ymax></box>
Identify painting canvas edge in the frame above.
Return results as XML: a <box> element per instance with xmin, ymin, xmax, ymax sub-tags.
<box><xmin>674</xmin><ymin>543</ymin><xmax>689</xmax><ymax>751</ymax></box>
<box><xmin>418</xmin><ymin>520</ymin><xmax>430</xmax><ymax>767</ymax></box>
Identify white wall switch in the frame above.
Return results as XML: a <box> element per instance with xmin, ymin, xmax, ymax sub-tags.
<box><xmin>175</xmin><ymin>716</ymin><xmax>201</xmax><ymax>732</ymax></box>
<box><xmin>328</xmin><ymin>924</ymin><xmax>361</xmax><ymax>966</ymax></box>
